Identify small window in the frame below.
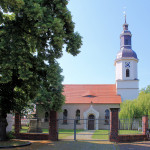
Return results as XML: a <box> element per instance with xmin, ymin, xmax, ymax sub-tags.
<box><xmin>125</xmin><ymin>39</ymin><xmax>128</xmax><ymax>45</ymax></box>
<box><xmin>105</xmin><ymin>109</ymin><xmax>109</xmax><ymax>125</ymax></box>
<box><xmin>83</xmin><ymin>95</ymin><xmax>96</xmax><ymax>98</ymax></box>
<box><xmin>126</xmin><ymin>69</ymin><xmax>130</xmax><ymax>77</ymax></box>
<box><xmin>63</xmin><ymin>109</ymin><xmax>68</xmax><ymax>124</ymax></box>
<box><xmin>76</xmin><ymin>110</ymin><xmax>80</xmax><ymax>124</ymax></box>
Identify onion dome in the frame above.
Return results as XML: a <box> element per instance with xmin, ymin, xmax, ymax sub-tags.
<box><xmin>116</xmin><ymin>17</ymin><xmax>138</xmax><ymax>61</ymax></box>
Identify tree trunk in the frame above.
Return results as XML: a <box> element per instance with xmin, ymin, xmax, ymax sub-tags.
<box><xmin>0</xmin><ymin>113</ymin><xmax>7</xmax><ymax>141</ymax></box>
<box><xmin>15</xmin><ymin>113</ymin><xmax>20</xmax><ymax>134</ymax></box>
<box><xmin>19</xmin><ymin>115</ymin><xmax>22</xmax><ymax>129</ymax></box>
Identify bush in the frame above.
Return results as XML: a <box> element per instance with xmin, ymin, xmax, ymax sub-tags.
<box><xmin>6</xmin><ymin>131</ymin><xmax>16</xmax><ymax>140</ymax></box>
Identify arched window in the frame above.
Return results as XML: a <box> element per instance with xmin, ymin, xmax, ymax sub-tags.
<box><xmin>105</xmin><ymin>109</ymin><xmax>110</xmax><ymax>125</ymax></box>
<box><xmin>45</xmin><ymin>112</ymin><xmax>49</xmax><ymax>122</ymax></box>
<box><xmin>63</xmin><ymin>109</ymin><xmax>68</xmax><ymax>124</ymax></box>
<box><xmin>76</xmin><ymin>109</ymin><xmax>80</xmax><ymax>124</ymax></box>
<box><xmin>126</xmin><ymin>69</ymin><xmax>130</xmax><ymax>77</ymax></box>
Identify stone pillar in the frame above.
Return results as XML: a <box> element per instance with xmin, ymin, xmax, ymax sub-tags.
<box><xmin>15</xmin><ymin>113</ymin><xmax>20</xmax><ymax>134</ymax></box>
<box><xmin>142</xmin><ymin>115</ymin><xmax>148</xmax><ymax>135</ymax></box>
<box><xmin>48</xmin><ymin>111</ymin><xmax>58</xmax><ymax>141</ymax></box>
<box><xmin>109</xmin><ymin>108</ymin><xmax>119</xmax><ymax>142</ymax></box>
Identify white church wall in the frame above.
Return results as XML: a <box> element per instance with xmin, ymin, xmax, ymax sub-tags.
<box><xmin>116</xmin><ymin>58</ymin><xmax>139</xmax><ymax>101</ymax></box>
<box><xmin>58</xmin><ymin>104</ymin><xmax>91</xmax><ymax>130</ymax></box>
<box><xmin>117</xmin><ymin>88</ymin><xmax>139</xmax><ymax>101</ymax></box>
<box><xmin>116</xmin><ymin>59</ymin><xmax>138</xmax><ymax>81</ymax></box>
<box><xmin>122</xmin><ymin>60</ymin><xmax>138</xmax><ymax>80</ymax></box>
<box><xmin>36</xmin><ymin>103</ymin><xmax>120</xmax><ymax>130</ymax></box>
<box><xmin>116</xmin><ymin>80</ymin><xmax>139</xmax><ymax>89</ymax></box>
<box><xmin>115</xmin><ymin>61</ymin><xmax>122</xmax><ymax>80</ymax></box>
<box><xmin>58</xmin><ymin>103</ymin><xmax>120</xmax><ymax>130</ymax></box>
<box><xmin>94</xmin><ymin>104</ymin><xmax>120</xmax><ymax>130</ymax></box>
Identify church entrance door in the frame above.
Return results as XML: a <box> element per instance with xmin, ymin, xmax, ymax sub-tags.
<box><xmin>88</xmin><ymin>114</ymin><xmax>95</xmax><ymax>130</ymax></box>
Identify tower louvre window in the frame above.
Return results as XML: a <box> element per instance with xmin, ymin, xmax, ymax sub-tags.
<box><xmin>125</xmin><ymin>39</ymin><xmax>128</xmax><ymax>45</ymax></box>
<box><xmin>126</xmin><ymin>69</ymin><xmax>130</xmax><ymax>77</ymax></box>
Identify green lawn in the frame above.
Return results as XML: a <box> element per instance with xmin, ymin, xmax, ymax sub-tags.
<box><xmin>19</xmin><ymin>126</ymin><xmax>83</xmax><ymax>139</ymax></box>
<box><xmin>92</xmin><ymin>129</ymin><xmax>142</xmax><ymax>140</ymax></box>
<box><xmin>119</xmin><ymin>130</ymin><xmax>142</xmax><ymax>135</ymax></box>
<box><xmin>92</xmin><ymin>130</ymin><xmax>110</xmax><ymax>140</ymax></box>
<box><xmin>20</xmin><ymin>126</ymin><xmax>29</xmax><ymax>133</ymax></box>
<box><xmin>16</xmin><ymin>127</ymin><xmax>143</xmax><ymax>140</ymax></box>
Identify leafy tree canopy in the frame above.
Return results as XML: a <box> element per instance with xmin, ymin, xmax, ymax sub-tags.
<box><xmin>140</xmin><ymin>85</ymin><xmax>150</xmax><ymax>94</ymax></box>
<box><xmin>0</xmin><ymin>0</ymin><xmax>82</xmax><ymax>117</ymax></box>
<box><xmin>35</xmin><ymin>61</ymin><xmax>65</xmax><ymax>112</ymax></box>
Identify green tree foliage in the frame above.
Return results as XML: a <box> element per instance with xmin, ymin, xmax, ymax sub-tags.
<box><xmin>35</xmin><ymin>61</ymin><xmax>65</xmax><ymax>112</ymax></box>
<box><xmin>137</xmin><ymin>92</ymin><xmax>150</xmax><ymax>116</ymax></box>
<box><xmin>119</xmin><ymin>85</ymin><xmax>150</xmax><ymax>121</ymax></box>
<box><xmin>140</xmin><ymin>85</ymin><xmax>150</xmax><ymax>94</ymax></box>
<box><xmin>0</xmin><ymin>0</ymin><xmax>82</xmax><ymax>140</ymax></box>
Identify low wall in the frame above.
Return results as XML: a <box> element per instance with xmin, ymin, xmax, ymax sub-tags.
<box><xmin>13</xmin><ymin>133</ymin><xmax>148</xmax><ymax>142</ymax></box>
<box><xmin>118</xmin><ymin>134</ymin><xmax>148</xmax><ymax>142</ymax></box>
<box><xmin>14</xmin><ymin>133</ymin><xmax>49</xmax><ymax>140</ymax></box>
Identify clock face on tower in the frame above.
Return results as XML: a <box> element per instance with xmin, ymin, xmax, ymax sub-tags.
<box><xmin>125</xmin><ymin>62</ymin><xmax>130</xmax><ymax>68</ymax></box>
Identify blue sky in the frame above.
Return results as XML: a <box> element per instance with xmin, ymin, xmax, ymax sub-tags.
<box><xmin>58</xmin><ymin>0</ymin><xmax>150</xmax><ymax>90</ymax></box>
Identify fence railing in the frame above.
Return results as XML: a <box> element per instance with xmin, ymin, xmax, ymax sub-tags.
<box><xmin>119</xmin><ymin>118</ymin><xmax>143</xmax><ymax>135</ymax></box>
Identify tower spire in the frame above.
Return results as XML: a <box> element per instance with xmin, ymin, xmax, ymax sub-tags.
<box><xmin>123</xmin><ymin>12</ymin><xmax>128</xmax><ymax>31</ymax></box>
<box><xmin>124</xmin><ymin>13</ymin><xmax>126</xmax><ymax>24</ymax></box>
<box><xmin>123</xmin><ymin>10</ymin><xmax>127</xmax><ymax>24</ymax></box>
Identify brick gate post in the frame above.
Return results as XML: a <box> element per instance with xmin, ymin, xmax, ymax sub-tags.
<box><xmin>142</xmin><ymin>115</ymin><xmax>148</xmax><ymax>135</ymax></box>
<box><xmin>48</xmin><ymin>111</ymin><xmax>58</xmax><ymax>141</ymax></box>
<box><xmin>109</xmin><ymin>108</ymin><xmax>119</xmax><ymax>142</ymax></box>
<box><xmin>15</xmin><ymin>113</ymin><xmax>20</xmax><ymax>134</ymax></box>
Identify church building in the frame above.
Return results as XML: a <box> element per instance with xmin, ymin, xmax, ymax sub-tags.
<box><xmin>37</xmin><ymin>20</ymin><xmax>139</xmax><ymax>130</ymax></box>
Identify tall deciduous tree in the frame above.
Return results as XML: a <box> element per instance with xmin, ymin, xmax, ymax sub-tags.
<box><xmin>0</xmin><ymin>0</ymin><xmax>82</xmax><ymax>140</ymax></box>
<box><xmin>35</xmin><ymin>61</ymin><xmax>65</xmax><ymax>112</ymax></box>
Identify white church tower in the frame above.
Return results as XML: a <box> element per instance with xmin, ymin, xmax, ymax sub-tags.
<box><xmin>115</xmin><ymin>18</ymin><xmax>139</xmax><ymax>101</ymax></box>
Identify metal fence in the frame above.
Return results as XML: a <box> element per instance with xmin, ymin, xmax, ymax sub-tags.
<box><xmin>57</xmin><ymin>118</ymin><xmax>110</xmax><ymax>141</ymax></box>
<box><xmin>119</xmin><ymin>118</ymin><xmax>142</xmax><ymax>135</ymax></box>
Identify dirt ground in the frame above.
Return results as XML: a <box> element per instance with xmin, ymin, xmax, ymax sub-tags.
<box><xmin>2</xmin><ymin>140</ymin><xmax>150</xmax><ymax>150</ymax></box>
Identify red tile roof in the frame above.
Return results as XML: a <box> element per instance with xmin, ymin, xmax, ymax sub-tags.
<box><xmin>63</xmin><ymin>84</ymin><xmax>121</xmax><ymax>104</ymax></box>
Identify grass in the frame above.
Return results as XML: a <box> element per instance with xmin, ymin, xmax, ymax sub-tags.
<box><xmin>119</xmin><ymin>130</ymin><xmax>142</xmax><ymax>135</ymax></box>
<box><xmin>92</xmin><ymin>130</ymin><xmax>110</xmax><ymax>140</ymax></box>
<box><xmin>92</xmin><ymin>129</ymin><xmax>142</xmax><ymax>140</ymax></box>
<box><xmin>19</xmin><ymin>126</ymin><xmax>83</xmax><ymax>139</ymax></box>
<box><xmin>20</xmin><ymin>126</ymin><xmax>29</xmax><ymax>133</ymax></box>
<box><xmin>15</xmin><ymin>126</ymin><xmax>143</xmax><ymax>140</ymax></box>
